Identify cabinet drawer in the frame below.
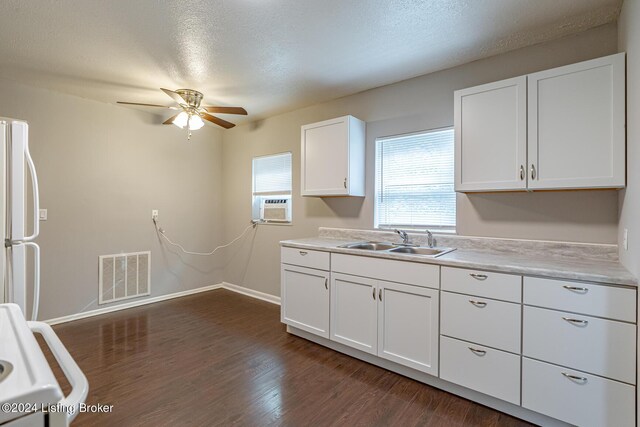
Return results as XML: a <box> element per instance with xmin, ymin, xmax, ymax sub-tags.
<box><xmin>522</xmin><ymin>358</ymin><xmax>634</xmax><ymax>427</ymax></box>
<box><xmin>440</xmin><ymin>336</ymin><xmax>520</xmax><ymax>405</ymax></box>
<box><xmin>441</xmin><ymin>291</ymin><xmax>521</xmax><ymax>353</ymax></box>
<box><xmin>281</xmin><ymin>247</ymin><xmax>330</xmax><ymax>270</ymax></box>
<box><xmin>523</xmin><ymin>306</ymin><xmax>636</xmax><ymax>384</ymax></box>
<box><xmin>441</xmin><ymin>267</ymin><xmax>521</xmax><ymax>302</ymax></box>
<box><xmin>331</xmin><ymin>254</ymin><xmax>439</xmax><ymax>289</ymax></box>
<box><xmin>524</xmin><ymin>276</ymin><xmax>636</xmax><ymax>322</ymax></box>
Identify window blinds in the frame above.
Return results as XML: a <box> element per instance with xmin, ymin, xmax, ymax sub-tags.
<box><xmin>375</xmin><ymin>128</ymin><xmax>456</xmax><ymax>230</ymax></box>
<box><xmin>252</xmin><ymin>152</ymin><xmax>292</xmax><ymax>195</ymax></box>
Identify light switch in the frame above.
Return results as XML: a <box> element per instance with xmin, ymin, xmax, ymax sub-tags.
<box><xmin>39</xmin><ymin>209</ymin><xmax>47</xmax><ymax>221</ymax></box>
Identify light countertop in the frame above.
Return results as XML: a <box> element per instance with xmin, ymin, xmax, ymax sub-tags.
<box><xmin>280</xmin><ymin>237</ymin><xmax>637</xmax><ymax>287</ymax></box>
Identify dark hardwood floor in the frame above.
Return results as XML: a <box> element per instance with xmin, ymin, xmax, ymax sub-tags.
<box><xmin>42</xmin><ymin>289</ymin><xmax>534</xmax><ymax>426</ymax></box>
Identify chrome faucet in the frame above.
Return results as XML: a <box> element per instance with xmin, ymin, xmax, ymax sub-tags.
<box><xmin>394</xmin><ymin>229</ymin><xmax>411</xmax><ymax>246</ymax></box>
<box><xmin>425</xmin><ymin>230</ymin><xmax>436</xmax><ymax>248</ymax></box>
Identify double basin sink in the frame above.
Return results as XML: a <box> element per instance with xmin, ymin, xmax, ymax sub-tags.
<box><xmin>338</xmin><ymin>241</ymin><xmax>455</xmax><ymax>258</ymax></box>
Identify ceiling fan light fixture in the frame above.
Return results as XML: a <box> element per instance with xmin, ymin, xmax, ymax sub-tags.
<box><xmin>188</xmin><ymin>114</ymin><xmax>204</xmax><ymax>130</ymax></box>
<box><xmin>172</xmin><ymin>111</ymin><xmax>189</xmax><ymax>129</ymax></box>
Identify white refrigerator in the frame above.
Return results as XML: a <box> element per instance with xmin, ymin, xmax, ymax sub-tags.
<box><xmin>0</xmin><ymin>117</ymin><xmax>41</xmax><ymax>320</ymax></box>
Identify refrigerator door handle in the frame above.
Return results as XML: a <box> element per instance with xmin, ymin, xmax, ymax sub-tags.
<box><xmin>21</xmin><ymin>138</ymin><xmax>39</xmax><ymax>242</ymax></box>
<box><xmin>21</xmin><ymin>242</ymin><xmax>40</xmax><ymax>321</ymax></box>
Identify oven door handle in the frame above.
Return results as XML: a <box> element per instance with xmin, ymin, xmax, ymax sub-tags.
<box><xmin>27</xmin><ymin>321</ymin><xmax>89</xmax><ymax>423</ymax></box>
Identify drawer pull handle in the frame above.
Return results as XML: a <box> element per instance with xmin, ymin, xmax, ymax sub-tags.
<box><xmin>469</xmin><ymin>299</ymin><xmax>487</xmax><ymax>308</ymax></box>
<box><xmin>468</xmin><ymin>347</ymin><xmax>487</xmax><ymax>356</ymax></box>
<box><xmin>563</xmin><ymin>285</ymin><xmax>589</xmax><ymax>293</ymax></box>
<box><xmin>299</xmin><ymin>251</ymin><xmax>308</xmax><ymax>256</ymax></box>
<box><xmin>469</xmin><ymin>273</ymin><xmax>488</xmax><ymax>281</ymax></box>
<box><xmin>562</xmin><ymin>316</ymin><xmax>589</xmax><ymax>326</ymax></box>
<box><xmin>561</xmin><ymin>372</ymin><xmax>588</xmax><ymax>383</ymax></box>
<box><xmin>325</xmin><ymin>278</ymin><xmax>328</xmax><ymax>290</ymax></box>
<box><xmin>378</xmin><ymin>289</ymin><xmax>382</xmax><ymax>301</ymax></box>
<box><xmin>372</xmin><ymin>288</ymin><xmax>376</xmax><ymax>300</ymax></box>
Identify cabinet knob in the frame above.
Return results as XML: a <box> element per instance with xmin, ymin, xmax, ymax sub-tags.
<box><xmin>561</xmin><ymin>372</ymin><xmax>588</xmax><ymax>383</ymax></box>
<box><xmin>520</xmin><ymin>165</ymin><xmax>525</xmax><ymax>180</ymax></box>
<box><xmin>562</xmin><ymin>316</ymin><xmax>589</xmax><ymax>326</ymax></box>
<box><xmin>469</xmin><ymin>299</ymin><xmax>487</xmax><ymax>308</ymax></box>
<box><xmin>530</xmin><ymin>164</ymin><xmax>537</xmax><ymax>180</ymax></box>
<box><xmin>468</xmin><ymin>347</ymin><xmax>487</xmax><ymax>356</ymax></box>
<box><xmin>563</xmin><ymin>285</ymin><xmax>589</xmax><ymax>293</ymax></box>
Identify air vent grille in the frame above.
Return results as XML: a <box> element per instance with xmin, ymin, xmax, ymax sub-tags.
<box><xmin>99</xmin><ymin>251</ymin><xmax>150</xmax><ymax>304</ymax></box>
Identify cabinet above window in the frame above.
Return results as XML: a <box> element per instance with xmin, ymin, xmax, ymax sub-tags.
<box><xmin>454</xmin><ymin>53</ymin><xmax>625</xmax><ymax>192</ymax></box>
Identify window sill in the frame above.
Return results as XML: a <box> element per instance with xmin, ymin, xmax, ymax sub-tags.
<box><xmin>254</xmin><ymin>220</ymin><xmax>293</xmax><ymax>226</ymax></box>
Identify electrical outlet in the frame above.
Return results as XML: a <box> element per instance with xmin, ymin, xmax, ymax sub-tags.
<box><xmin>39</xmin><ymin>209</ymin><xmax>47</xmax><ymax>221</ymax></box>
<box><xmin>151</xmin><ymin>210</ymin><xmax>159</xmax><ymax>221</ymax></box>
<box><xmin>623</xmin><ymin>228</ymin><xmax>628</xmax><ymax>250</ymax></box>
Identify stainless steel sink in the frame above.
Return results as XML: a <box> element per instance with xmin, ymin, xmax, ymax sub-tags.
<box><xmin>388</xmin><ymin>246</ymin><xmax>455</xmax><ymax>257</ymax></box>
<box><xmin>0</xmin><ymin>360</ymin><xmax>13</xmax><ymax>383</ymax></box>
<box><xmin>338</xmin><ymin>241</ymin><xmax>396</xmax><ymax>251</ymax></box>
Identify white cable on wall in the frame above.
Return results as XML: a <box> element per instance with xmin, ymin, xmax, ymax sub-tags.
<box><xmin>153</xmin><ymin>218</ymin><xmax>259</xmax><ymax>256</ymax></box>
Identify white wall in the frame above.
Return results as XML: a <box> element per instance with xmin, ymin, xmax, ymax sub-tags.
<box><xmin>0</xmin><ymin>79</ymin><xmax>225</xmax><ymax>320</ymax></box>
<box><xmin>222</xmin><ymin>24</ymin><xmax>620</xmax><ymax>297</ymax></box>
<box><xmin>618</xmin><ymin>0</ymin><xmax>640</xmax><ymax>279</ymax></box>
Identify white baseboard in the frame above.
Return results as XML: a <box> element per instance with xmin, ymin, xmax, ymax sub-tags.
<box><xmin>221</xmin><ymin>282</ymin><xmax>281</xmax><ymax>305</ymax></box>
<box><xmin>45</xmin><ymin>282</ymin><xmax>279</xmax><ymax>325</ymax></box>
<box><xmin>45</xmin><ymin>283</ymin><xmax>224</xmax><ymax>325</ymax></box>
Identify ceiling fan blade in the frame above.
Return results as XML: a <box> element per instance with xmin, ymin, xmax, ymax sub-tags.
<box><xmin>202</xmin><ymin>106</ymin><xmax>247</xmax><ymax>115</ymax></box>
<box><xmin>163</xmin><ymin>113</ymin><xmax>181</xmax><ymax>125</ymax></box>
<box><xmin>161</xmin><ymin>88</ymin><xmax>186</xmax><ymax>104</ymax></box>
<box><xmin>117</xmin><ymin>101</ymin><xmax>179</xmax><ymax>110</ymax></box>
<box><xmin>201</xmin><ymin>112</ymin><xmax>235</xmax><ymax>129</ymax></box>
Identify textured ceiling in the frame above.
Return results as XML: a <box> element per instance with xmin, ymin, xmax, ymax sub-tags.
<box><xmin>0</xmin><ymin>0</ymin><xmax>622</xmax><ymax>123</ymax></box>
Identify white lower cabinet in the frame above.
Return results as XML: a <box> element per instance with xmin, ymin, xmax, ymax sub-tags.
<box><xmin>281</xmin><ymin>249</ymin><xmax>638</xmax><ymax>426</ymax></box>
<box><xmin>330</xmin><ymin>273</ymin><xmax>378</xmax><ymax>354</ymax></box>
<box><xmin>522</xmin><ymin>358</ymin><xmax>635</xmax><ymax>427</ymax></box>
<box><xmin>330</xmin><ymin>271</ymin><xmax>440</xmax><ymax>374</ymax></box>
<box><xmin>440</xmin><ymin>336</ymin><xmax>521</xmax><ymax>405</ymax></box>
<box><xmin>377</xmin><ymin>281</ymin><xmax>439</xmax><ymax>375</ymax></box>
<box><xmin>281</xmin><ymin>264</ymin><xmax>330</xmax><ymax>338</ymax></box>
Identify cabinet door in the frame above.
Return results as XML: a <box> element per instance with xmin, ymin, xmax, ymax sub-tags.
<box><xmin>281</xmin><ymin>264</ymin><xmax>330</xmax><ymax>338</ymax></box>
<box><xmin>301</xmin><ymin>117</ymin><xmax>349</xmax><ymax>196</ymax></box>
<box><xmin>454</xmin><ymin>76</ymin><xmax>527</xmax><ymax>192</ymax></box>
<box><xmin>330</xmin><ymin>273</ymin><xmax>378</xmax><ymax>354</ymax></box>
<box><xmin>528</xmin><ymin>53</ymin><xmax>625</xmax><ymax>189</ymax></box>
<box><xmin>377</xmin><ymin>281</ymin><xmax>439</xmax><ymax>375</ymax></box>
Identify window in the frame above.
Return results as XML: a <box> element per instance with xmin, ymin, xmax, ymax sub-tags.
<box><xmin>252</xmin><ymin>152</ymin><xmax>292</xmax><ymax>223</ymax></box>
<box><xmin>375</xmin><ymin>128</ymin><xmax>456</xmax><ymax>231</ymax></box>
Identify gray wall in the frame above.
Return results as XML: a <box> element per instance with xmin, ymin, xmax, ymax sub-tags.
<box><xmin>618</xmin><ymin>0</ymin><xmax>640</xmax><ymax>280</ymax></box>
<box><xmin>0</xmin><ymin>80</ymin><xmax>225</xmax><ymax>320</ymax></box>
<box><xmin>222</xmin><ymin>24</ymin><xmax>620</xmax><ymax>297</ymax></box>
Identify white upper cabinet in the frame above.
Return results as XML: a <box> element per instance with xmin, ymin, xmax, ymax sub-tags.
<box><xmin>528</xmin><ymin>53</ymin><xmax>625</xmax><ymax>190</ymax></box>
<box><xmin>301</xmin><ymin>115</ymin><xmax>365</xmax><ymax>197</ymax></box>
<box><xmin>454</xmin><ymin>53</ymin><xmax>625</xmax><ymax>192</ymax></box>
<box><xmin>455</xmin><ymin>76</ymin><xmax>527</xmax><ymax>192</ymax></box>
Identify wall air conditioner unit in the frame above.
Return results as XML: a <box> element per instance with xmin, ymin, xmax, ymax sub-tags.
<box><xmin>261</xmin><ymin>198</ymin><xmax>291</xmax><ymax>223</ymax></box>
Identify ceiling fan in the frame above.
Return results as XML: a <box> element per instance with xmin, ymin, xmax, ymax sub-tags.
<box><xmin>118</xmin><ymin>88</ymin><xmax>247</xmax><ymax>139</ymax></box>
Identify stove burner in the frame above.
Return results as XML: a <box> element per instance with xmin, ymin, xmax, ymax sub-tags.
<box><xmin>0</xmin><ymin>361</ymin><xmax>13</xmax><ymax>383</ymax></box>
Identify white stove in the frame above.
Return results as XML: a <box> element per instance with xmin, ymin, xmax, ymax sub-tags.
<box><xmin>0</xmin><ymin>304</ymin><xmax>88</xmax><ymax>426</ymax></box>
